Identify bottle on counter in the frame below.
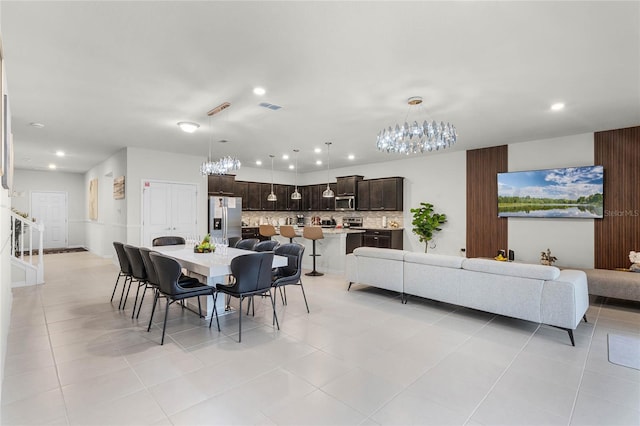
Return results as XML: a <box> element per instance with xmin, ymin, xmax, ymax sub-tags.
<box><xmin>382</xmin><ymin>216</ymin><xmax>387</xmax><ymax>228</ymax></box>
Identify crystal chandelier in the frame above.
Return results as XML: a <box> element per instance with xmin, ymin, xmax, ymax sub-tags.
<box><xmin>376</xmin><ymin>96</ymin><xmax>457</xmax><ymax>154</ymax></box>
<box><xmin>322</xmin><ymin>142</ymin><xmax>334</xmax><ymax>198</ymax></box>
<box><xmin>291</xmin><ymin>149</ymin><xmax>301</xmax><ymax>200</ymax></box>
<box><xmin>200</xmin><ymin>113</ymin><xmax>241</xmax><ymax>176</ymax></box>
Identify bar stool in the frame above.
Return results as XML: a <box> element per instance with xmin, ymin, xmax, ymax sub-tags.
<box><xmin>303</xmin><ymin>226</ymin><xmax>324</xmax><ymax>276</ymax></box>
<box><xmin>279</xmin><ymin>225</ymin><xmax>297</xmax><ymax>243</ymax></box>
<box><xmin>259</xmin><ymin>224</ymin><xmax>277</xmax><ymax>240</ymax></box>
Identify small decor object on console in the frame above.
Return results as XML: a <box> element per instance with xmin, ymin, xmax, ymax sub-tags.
<box><xmin>629</xmin><ymin>251</ymin><xmax>640</xmax><ymax>272</ymax></box>
<box><xmin>540</xmin><ymin>248</ymin><xmax>557</xmax><ymax>266</ymax></box>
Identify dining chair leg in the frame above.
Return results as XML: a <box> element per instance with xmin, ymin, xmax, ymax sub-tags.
<box><xmin>283</xmin><ymin>287</ymin><xmax>288</xmax><ymax>305</ymax></box>
<box><xmin>197</xmin><ymin>296</ymin><xmax>202</xmax><ymax>318</ymax></box>
<box><xmin>299</xmin><ymin>283</ymin><xmax>310</xmax><ymax>313</ymax></box>
<box><xmin>131</xmin><ymin>281</ymin><xmax>144</xmax><ymax>319</ymax></box>
<box><xmin>147</xmin><ymin>290</ymin><xmax>159</xmax><ymax>332</ymax></box>
<box><xmin>122</xmin><ymin>278</ymin><xmax>134</xmax><ymax>310</ymax></box>
<box><xmin>238</xmin><ymin>296</ymin><xmax>243</xmax><ymax>343</ymax></box>
<box><xmin>278</xmin><ymin>287</ymin><xmax>285</xmax><ymax>305</ymax></box>
<box><xmin>111</xmin><ymin>273</ymin><xmax>123</xmax><ymax>302</ymax></box>
<box><xmin>246</xmin><ymin>297</ymin><xmax>252</xmax><ymax>316</ymax></box>
<box><xmin>135</xmin><ymin>284</ymin><xmax>150</xmax><ymax>319</ymax></box>
<box><xmin>269</xmin><ymin>290</ymin><xmax>279</xmax><ymax>330</ymax></box>
<box><xmin>161</xmin><ymin>299</ymin><xmax>171</xmax><ymax>345</ymax></box>
<box><xmin>209</xmin><ymin>292</ymin><xmax>221</xmax><ymax>331</ymax></box>
<box><xmin>118</xmin><ymin>276</ymin><xmax>130</xmax><ymax>310</ymax></box>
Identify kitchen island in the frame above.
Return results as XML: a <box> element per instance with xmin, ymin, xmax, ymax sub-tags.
<box><xmin>272</xmin><ymin>227</ymin><xmax>365</xmax><ymax>275</ymax></box>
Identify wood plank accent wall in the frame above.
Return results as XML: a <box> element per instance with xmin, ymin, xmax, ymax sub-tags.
<box><xmin>594</xmin><ymin>126</ymin><xmax>640</xmax><ymax>269</ymax></box>
<box><xmin>466</xmin><ymin>145</ymin><xmax>508</xmax><ymax>258</ymax></box>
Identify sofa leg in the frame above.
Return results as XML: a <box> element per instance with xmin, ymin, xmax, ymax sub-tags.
<box><xmin>401</xmin><ymin>293</ymin><xmax>408</xmax><ymax>304</ymax></box>
<box><xmin>348</xmin><ymin>282</ymin><xmax>353</xmax><ymax>291</ymax></box>
<box><xmin>567</xmin><ymin>329</ymin><xmax>575</xmax><ymax>346</ymax></box>
<box><xmin>583</xmin><ymin>314</ymin><xmax>588</xmax><ymax>323</ymax></box>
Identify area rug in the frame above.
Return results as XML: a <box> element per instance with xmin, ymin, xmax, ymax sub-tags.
<box><xmin>608</xmin><ymin>334</ymin><xmax>640</xmax><ymax>370</ymax></box>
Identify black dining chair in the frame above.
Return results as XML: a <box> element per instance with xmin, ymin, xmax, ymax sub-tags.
<box><xmin>123</xmin><ymin>245</ymin><xmax>148</xmax><ymax>318</ymax></box>
<box><xmin>212</xmin><ymin>252</ymin><xmax>278</xmax><ymax>342</ymax></box>
<box><xmin>235</xmin><ymin>238</ymin><xmax>259</xmax><ymax>250</ymax></box>
<box><xmin>228</xmin><ymin>236</ymin><xmax>241</xmax><ymax>248</ymax></box>
<box><xmin>272</xmin><ymin>243</ymin><xmax>309</xmax><ymax>313</ymax></box>
<box><xmin>112</xmin><ymin>242</ymin><xmax>133</xmax><ymax>309</ymax></box>
<box><xmin>148</xmin><ymin>252</ymin><xmax>218</xmax><ymax>345</ymax></box>
<box><xmin>254</xmin><ymin>240</ymin><xmax>280</xmax><ymax>252</ymax></box>
<box><xmin>139</xmin><ymin>248</ymin><xmax>203</xmax><ymax>320</ymax></box>
<box><xmin>152</xmin><ymin>236</ymin><xmax>186</xmax><ymax>246</ymax></box>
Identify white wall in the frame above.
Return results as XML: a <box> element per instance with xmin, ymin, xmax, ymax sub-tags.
<box><xmin>11</xmin><ymin>169</ymin><xmax>86</xmax><ymax>247</ymax></box>
<box><xmin>84</xmin><ymin>149</ymin><xmax>127</xmax><ymax>257</ymax></box>
<box><xmin>124</xmin><ymin>147</ymin><xmax>208</xmax><ymax>247</ymax></box>
<box><xmin>508</xmin><ymin>133</ymin><xmax>595</xmax><ymax>268</ymax></box>
<box><xmin>0</xmin><ymin>183</ymin><xmax>11</xmax><ymax>399</ymax></box>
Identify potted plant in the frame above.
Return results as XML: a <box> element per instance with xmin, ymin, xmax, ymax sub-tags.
<box><xmin>410</xmin><ymin>202</ymin><xmax>447</xmax><ymax>252</ymax></box>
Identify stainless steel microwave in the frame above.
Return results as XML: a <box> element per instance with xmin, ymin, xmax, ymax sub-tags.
<box><xmin>335</xmin><ymin>196</ymin><xmax>356</xmax><ymax>211</ymax></box>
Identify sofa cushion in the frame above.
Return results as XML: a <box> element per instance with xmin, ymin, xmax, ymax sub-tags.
<box><xmin>462</xmin><ymin>258</ymin><xmax>560</xmax><ymax>280</ymax></box>
<box><xmin>404</xmin><ymin>252</ymin><xmax>464</xmax><ymax>269</ymax></box>
<box><xmin>352</xmin><ymin>247</ymin><xmax>407</xmax><ymax>261</ymax></box>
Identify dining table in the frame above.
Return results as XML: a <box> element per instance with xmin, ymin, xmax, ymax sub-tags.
<box><xmin>151</xmin><ymin>244</ymin><xmax>288</xmax><ymax>319</ymax></box>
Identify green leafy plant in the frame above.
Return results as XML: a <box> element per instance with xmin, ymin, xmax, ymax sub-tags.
<box><xmin>410</xmin><ymin>202</ymin><xmax>447</xmax><ymax>252</ymax></box>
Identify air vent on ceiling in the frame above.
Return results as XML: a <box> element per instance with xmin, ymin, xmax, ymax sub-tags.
<box><xmin>258</xmin><ymin>102</ymin><xmax>282</xmax><ymax>111</ymax></box>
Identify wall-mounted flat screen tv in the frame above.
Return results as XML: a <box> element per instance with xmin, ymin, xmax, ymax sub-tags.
<box><xmin>497</xmin><ymin>165</ymin><xmax>604</xmax><ymax>218</ymax></box>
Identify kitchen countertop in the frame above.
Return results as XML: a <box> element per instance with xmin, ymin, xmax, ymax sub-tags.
<box><xmin>350</xmin><ymin>227</ymin><xmax>404</xmax><ymax>231</ymax></box>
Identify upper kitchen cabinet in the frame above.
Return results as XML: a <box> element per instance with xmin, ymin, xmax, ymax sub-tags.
<box><xmin>275</xmin><ymin>184</ymin><xmax>290</xmax><ymax>211</ymax></box>
<box><xmin>233</xmin><ymin>181</ymin><xmax>249</xmax><ymax>209</ymax></box>
<box><xmin>336</xmin><ymin>175</ymin><xmax>364</xmax><ymax>196</ymax></box>
<box><xmin>360</xmin><ymin>177</ymin><xmax>404</xmax><ymax>211</ymax></box>
<box><xmin>357</xmin><ymin>180</ymin><xmax>370</xmax><ymax>211</ymax></box>
<box><xmin>247</xmin><ymin>181</ymin><xmax>263</xmax><ymax>210</ymax></box>
<box><xmin>208</xmin><ymin>174</ymin><xmax>236</xmax><ymax>195</ymax></box>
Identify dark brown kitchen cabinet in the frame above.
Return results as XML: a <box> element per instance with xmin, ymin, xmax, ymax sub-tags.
<box><xmin>320</xmin><ymin>183</ymin><xmax>337</xmax><ymax>210</ymax></box>
<box><xmin>275</xmin><ymin>184</ymin><xmax>290</xmax><ymax>211</ymax></box>
<box><xmin>363</xmin><ymin>229</ymin><xmax>403</xmax><ymax>250</ymax></box>
<box><xmin>233</xmin><ymin>181</ymin><xmax>249</xmax><ymax>209</ymax></box>
<box><xmin>241</xmin><ymin>227</ymin><xmax>268</xmax><ymax>242</ymax></box>
<box><xmin>346</xmin><ymin>232</ymin><xmax>363</xmax><ymax>254</ymax></box>
<box><xmin>208</xmin><ymin>174</ymin><xmax>235</xmax><ymax>195</ymax></box>
<box><xmin>336</xmin><ymin>175</ymin><xmax>363</xmax><ymax>196</ymax></box>
<box><xmin>368</xmin><ymin>177</ymin><xmax>403</xmax><ymax>211</ymax></box>
<box><xmin>304</xmin><ymin>185</ymin><xmax>321</xmax><ymax>211</ymax></box>
<box><xmin>357</xmin><ymin>180</ymin><xmax>370</xmax><ymax>211</ymax></box>
<box><xmin>247</xmin><ymin>182</ymin><xmax>262</xmax><ymax>211</ymax></box>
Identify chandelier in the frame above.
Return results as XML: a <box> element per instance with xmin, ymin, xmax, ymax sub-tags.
<box><xmin>200</xmin><ymin>102</ymin><xmax>241</xmax><ymax>175</ymax></box>
<box><xmin>376</xmin><ymin>96</ymin><xmax>457</xmax><ymax>154</ymax></box>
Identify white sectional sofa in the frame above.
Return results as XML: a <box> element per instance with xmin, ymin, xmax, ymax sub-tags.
<box><xmin>346</xmin><ymin>247</ymin><xmax>589</xmax><ymax>346</ymax></box>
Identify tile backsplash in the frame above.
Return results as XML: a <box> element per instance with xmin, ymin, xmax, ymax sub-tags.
<box><xmin>242</xmin><ymin>211</ymin><xmax>404</xmax><ymax>229</ymax></box>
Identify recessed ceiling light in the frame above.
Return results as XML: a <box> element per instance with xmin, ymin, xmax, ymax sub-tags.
<box><xmin>253</xmin><ymin>87</ymin><xmax>266</xmax><ymax>96</ymax></box>
<box><xmin>316</xmin><ymin>160</ymin><xmax>322</xmax><ymax>165</ymax></box>
<box><xmin>348</xmin><ymin>154</ymin><xmax>355</xmax><ymax>160</ymax></box>
<box><xmin>256</xmin><ymin>160</ymin><xmax>262</xmax><ymax>166</ymax></box>
<box><xmin>550</xmin><ymin>102</ymin><xmax>565</xmax><ymax>111</ymax></box>
<box><xmin>48</xmin><ymin>164</ymin><xmax>57</xmax><ymax>170</ymax></box>
<box><xmin>56</xmin><ymin>150</ymin><xmax>65</xmax><ymax>157</ymax></box>
<box><xmin>288</xmin><ymin>164</ymin><xmax>294</xmax><ymax>170</ymax></box>
<box><xmin>314</xmin><ymin>148</ymin><xmax>322</xmax><ymax>154</ymax></box>
<box><xmin>177</xmin><ymin>121</ymin><xmax>200</xmax><ymax>133</ymax></box>
<box><xmin>282</xmin><ymin>154</ymin><xmax>289</xmax><ymax>160</ymax></box>
<box><xmin>29</xmin><ymin>122</ymin><xmax>45</xmax><ymax>128</ymax></box>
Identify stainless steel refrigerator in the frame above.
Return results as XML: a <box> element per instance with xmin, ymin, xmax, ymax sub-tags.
<box><xmin>209</xmin><ymin>196</ymin><xmax>242</xmax><ymax>241</ymax></box>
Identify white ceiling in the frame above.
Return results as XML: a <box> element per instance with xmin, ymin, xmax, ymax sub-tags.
<box><xmin>1</xmin><ymin>1</ymin><xmax>638</xmax><ymax>174</ymax></box>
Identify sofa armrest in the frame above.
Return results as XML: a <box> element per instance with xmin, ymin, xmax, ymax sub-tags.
<box><xmin>541</xmin><ymin>269</ymin><xmax>589</xmax><ymax>329</ymax></box>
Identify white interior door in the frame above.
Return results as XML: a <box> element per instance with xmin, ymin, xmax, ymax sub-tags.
<box><xmin>142</xmin><ymin>181</ymin><xmax>198</xmax><ymax>247</ymax></box>
<box><xmin>31</xmin><ymin>191</ymin><xmax>68</xmax><ymax>249</ymax></box>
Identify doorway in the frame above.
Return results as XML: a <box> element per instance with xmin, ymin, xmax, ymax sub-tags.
<box><xmin>31</xmin><ymin>191</ymin><xmax>68</xmax><ymax>249</ymax></box>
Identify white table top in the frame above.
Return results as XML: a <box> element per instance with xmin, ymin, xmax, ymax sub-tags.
<box><xmin>152</xmin><ymin>245</ymin><xmax>288</xmax><ymax>278</ymax></box>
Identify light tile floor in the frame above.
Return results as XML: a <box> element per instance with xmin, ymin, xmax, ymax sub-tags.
<box><xmin>2</xmin><ymin>251</ymin><xmax>640</xmax><ymax>425</ymax></box>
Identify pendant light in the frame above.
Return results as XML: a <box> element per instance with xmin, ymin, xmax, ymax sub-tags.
<box><xmin>291</xmin><ymin>149</ymin><xmax>302</xmax><ymax>200</ymax></box>
<box><xmin>322</xmin><ymin>142</ymin><xmax>334</xmax><ymax>198</ymax></box>
<box><xmin>267</xmin><ymin>155</ymin><xmax>277</xmax><ymax>202</ymax></box>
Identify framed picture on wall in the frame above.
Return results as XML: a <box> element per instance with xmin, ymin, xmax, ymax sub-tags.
<box><xmin>89</xmin><ymin>178</ymin><xmax>98</xmax><ymax>220</ymax></box>
<box><xmin>113</xmin><ymin>176</ymin><xmax>125</xmax><ymax>199</ymax></box>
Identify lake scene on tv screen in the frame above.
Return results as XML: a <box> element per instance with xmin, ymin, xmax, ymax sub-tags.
<box><xmin>497</xmin><ymin>165</ymin><xmax>604</xmax><ymax>218</ymax></box>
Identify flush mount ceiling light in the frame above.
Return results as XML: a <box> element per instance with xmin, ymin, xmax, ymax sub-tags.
<box><xmin>177</xmin><ymin>121</ymin><xmax>200</xmax><ymax>133</ymax></box>
<box><xmin>253</xmin><ymin>87</ymin><xmax>266</xmax><ymax>96</ymax></box>
<box><xmin>267</xmin><ymin>155</ymin><xmax>277</xmax><ymax>202</ymax></box>
<box><xmin>48</xmin><ymin>164</ymin><xmax>57</xmax><ymax>170</ymax></box>
<box><xmin>322</xmin><ymin>142</ymin><xmax>334</xmax><ymax>198</ymax></box>
<box><xmin>55</xmin><ymin>150</ymin><xmax>65</xmax><ymax>157</ymax></box>
<box><xmin>376</xmin><ymin>96</ymin><xmax>457</xmax><ymax>154</ymax></box>
<box><xmin>291</xmin><ymin>149</ymin><xmax>302</xmax><ymax>200</ymax></box>
<box><xmin>29</xmin><ymin>122</ymin><xmax>45</xmax><ymax>128</ymax></box>
<box><xmin>550</xmin><ymin>102</ymin><xmax>565</xmax><ymax>111</ymax></box>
